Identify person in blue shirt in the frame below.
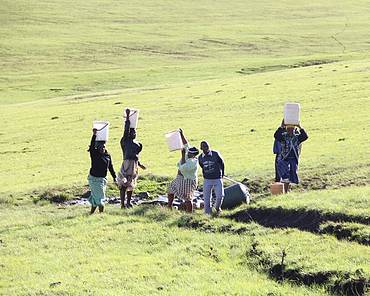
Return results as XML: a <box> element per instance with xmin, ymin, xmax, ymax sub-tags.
<box><xmin>274</xmin><ymin>121</ymin><xmax>308</xmax><ymax>192</ymax></box>
<box><xmin>198</xmin><ymin>141</ymin><xmax>225</xmax><ymax>215</ymax></box>
<box><xmin>167</xmin><ymin>129</ymin><xmax>199</xmax><ymax>213</ymax></box>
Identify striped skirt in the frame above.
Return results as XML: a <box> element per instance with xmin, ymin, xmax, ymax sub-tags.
<box><xmin>168</xmin><ymin>174</ymin><xmax>197</xmax><ymax>200</ymax></box>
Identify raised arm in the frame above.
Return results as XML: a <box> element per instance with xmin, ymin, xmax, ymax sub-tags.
<box><xmin>123</xmin><ymin>108</ymin><xmax>131</xmax><ymax>140</ymax></box>
<box><xmin>179</xmin><ymin>128</ymin><xmax>188</xmax><ymax>145</ymax></box>
<box><xmin>89</xmin><ymin>129</ymin><xmax>97</xmax><ymax>153</ymax></box>
<box><xmin>274</xmin><ymin>127</ymin><xmax>284</xmax><ymax>141</ymax></box>
<box><xmin>274</xmin><ymin>119</ymin><xmax>285</xmax><ymax>141</ymax></box>
<box><xmin>297</xmin><ymin>125</ymin><xmax>308</xmax><ymax>143</ymax></box>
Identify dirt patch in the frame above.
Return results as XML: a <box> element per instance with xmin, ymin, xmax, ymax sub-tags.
<box><xmin>247</xmin><ymin>241</ymin><xmax>369</xmax><ymax>296</ymax></box>
<box><xmin>320</xmin><ymin>222</ymin><xmax>370</xmax><ymax>246</ymax></box>
<box><xmin>231</xmin><ymin>206</ymin><xmax>368</xmax><ymax>227</ymax></box>
<box><xmin>237</xmin><ymin>59</ymin><xmax>336</xmax><ymax>75</ymax></box>
<box><xmin>227</xmin><ymin>206</ymin><xmax>370</xmax><ymax>245</ymax></box>
<box><xmin>199</xmin><ymin>38</ymin><xmax>257</xmax><ymax>51</ymax></box>
<box><xmin>117</xmin><ymin>45</ymin><xmax>207</xmax><ymax>58</ymax></box>
<box><xmin>175</xmin><ymin>215</ymin><xmax>251</xmax><ymax>235</ymax></box>
<box><xmin>0</xmin><ymin>148</ymin><xmax>33</xmax><ymax>155</ymax></box>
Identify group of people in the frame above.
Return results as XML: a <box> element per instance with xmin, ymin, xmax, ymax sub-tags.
<box><xmin>88</xmin><ymin>109</ymin><xmax>145</xmax><ymax>214</ymax></box>
<box><xmin>166</xmin><ymin>130</ymin><xmax>225</xmax><ymax>214</ymax></box>
<box><xmin>87</xmin><ymin>108</ymin><xmax>308</xmax><ymax>214</ymax></box>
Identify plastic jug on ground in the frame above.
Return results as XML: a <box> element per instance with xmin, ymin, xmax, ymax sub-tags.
<box><xmin>125</xmin><ymin>108</ymin><xmax>139</xmax><ymax>128</ymax></box>
<box><xmin>165</xmin><ymin>129</ymin><xmax>184</xmax><ymax>151</ymax></box>
<box><xmin>93</xmin><ymin>121</ymin><xmax>109</xmax><ymax>142</ymax></box>
<box><xmin>284</xmin><ymin>102</ymin><xmax>300</xmax><ymax>126</ymax></box>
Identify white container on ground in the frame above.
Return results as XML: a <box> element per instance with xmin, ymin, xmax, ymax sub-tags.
<box><xmin>165</xmin><ymin>130</ymin><xmax>184</xmax><ymax>151</ymax></box>
<box><xmin>124</xmin><ymin>108</ymin><xmax>139</xmax><ymax>128</ymax></box>
<box><xmin>284</xmin><ymin>102</ymin><xmax>300</xmax><ymax>126</ymax></box>
<box><xmin>93</xmin><ymin>121</ymin><xmax>110</xmax><ymax>142</ymax></box>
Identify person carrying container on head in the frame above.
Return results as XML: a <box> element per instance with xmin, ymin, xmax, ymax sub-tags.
<box><xmin>198</xmin><ymin>141</ymin><xmax>225</xmax><ymax>215</ymax></box>
<box><xmin>117</xmin><ymin>108</ymin><xmax>146</xmax><ymax>208</ymax></box>
<box><xmin>274</xmin><ymin>120</ymin><xmax>308</xmax><ymax>193</ymax></box>
<box><xmin>273</xmin><ymin>120</ymin><xmax>284</xmax><ymax>182</ymax></box>
<box><xmin>87</xmin><ymin>128</ymin><xmax>117</xmax><ymax>214</ymax></box>
<box><xmin>167</xmin><ymin>129</ymin><xmax>199</xmax><ymax>213</ymax></box>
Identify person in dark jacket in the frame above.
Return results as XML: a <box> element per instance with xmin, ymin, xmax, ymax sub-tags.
<box><xmin>273</xmin><ymin>120</ymin><xmax>284</xmax><ymax>182</ymax></box>
<box><xmin>198</xmin><ymin>141</ymin><xmax>225</xmax><ymax>215</ymax></box>
<box><xmin>274</xmin><ymin>121</ymin><xmax>308</xmax><ymax>192</ymax></box>
<box><xmin>87</xmin><ymin>128</ymin><xmax>116</xmax><ymax>214</ymax></box>
<box><xmin>117</xmin><ymin>108</ymin><xmax>146</xmax><ymax>208</ymax></box>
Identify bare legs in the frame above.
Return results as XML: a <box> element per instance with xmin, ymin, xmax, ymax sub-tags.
<box><xmin>167</xmin><ymin>193</ymin><xmax>174</xmax><ymax>209</ymax></box>
<box><xmin>283</xmin><ymin>182</ymin><xmax>290</xmax><ymax>193</ymax></box>
<box><xmin>184</xmin><ymin>200</ymin><xmax>193</xmax><ymax>213</ymax></box>
<box><xmin>120</xmin><ymin>186</ymin><xmax>133</xmax><ymax>208</ymax></box>
<box><xmin>90</xmin><ymin>205</ymin><xmax>104</xmax><ymax>214</ymax></box>
<box><xmin>167</xmin><ymin>193</ymin><xmax>193</xmax><ymax>213</ymax></box>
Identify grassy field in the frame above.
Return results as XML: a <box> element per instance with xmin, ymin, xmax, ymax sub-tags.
<box><xmin>1</xmin><ymin>60</ymin><xmax>370</xmax><ymax>194</ymax></box>
<box><xmin>251</xmin><ymin>186</ymin><xmax>370</xmax><ymax>218</ymax></box>
<box><xmin>1</xmin><ymin>0</ymin><xmax>369</xmax><ymax>295</ymax></box>
<box><xmin>1</xmin><ymin>205</ymin><xmax>333</xmax><ymax>296</ymax></box>
<box><xmin>1</xmin><ymin>0</ymin><xmax>370</xmax><ymax>193</ymax></box>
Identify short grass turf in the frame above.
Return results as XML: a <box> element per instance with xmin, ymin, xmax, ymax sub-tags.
<box><xmin>0</xmin><ymin>205</ymin><xmax>331</xmax><ymax>296</ymax></box>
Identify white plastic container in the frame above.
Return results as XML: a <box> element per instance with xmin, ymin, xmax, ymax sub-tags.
<box><xmin>124</xmin><ymin>108</ymin><xmax>139</xmax><ymax>128</ymax></box>
<box><xmin>93</xmin><ymin>121</ymin><xmax>109</xmax><ymax>142</ymax></box>
<box><xmin>284</xmin><ymin>102</ymin><xmax>300</xmax><ymax>126</ymax></box>
<box><xmin>165</xmin><ymin>130</ymin><xmax>184</xmax><ymax>151</ymax></box>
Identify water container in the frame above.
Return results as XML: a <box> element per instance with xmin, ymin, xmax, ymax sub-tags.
<box><xmin>284</xmin><ymin>102</ymin><xmax>300</xmax><ymax>126</ymax></box>
<box><xmin>222</xmin><ymin>183</ymin><xmax>250</xmax><ymax>209</ymax></box>
<box><xmin>125</xmin><ymin>108</ymin><xmax>139</xmax><ymax>128</ymax></box>
<box><xmin>270</xmin><ymin>182</ymin><xmax>285</xmax><ymax>195</ymax></box>
<box><xmin>165</xmin><ymin>130</ymin><xmax>184</xmax><ymax>151</ymax></box>
<box><xmin>93</xmin><ymin>121</ymin><xmax>109</xmax><ymax>142</ymax></box>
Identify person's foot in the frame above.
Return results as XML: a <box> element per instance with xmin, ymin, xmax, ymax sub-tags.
<box><xmin>126</xmin><ymin>202</ymin><xmax>133</xmax><ymax>208</ymax></box>
<box><xmin>214</xmin><ymin>208</ymin><xmax>222</xmax><ymax>216</ymax></box>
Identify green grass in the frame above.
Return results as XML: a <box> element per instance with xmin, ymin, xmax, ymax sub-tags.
<box><xmin>1</xmin><ymin>59</ymin><xmax>370</xmax><ymax>194</ymax></box>
<box><xmin>1</xmin><ymin>1</ymin><xmax>370</xmax><ymax>295</ymax></box>
<box><xmin>172</xmin><ymin>212</ymin><xmax>370</xmax><ymax>277</ymax></box>
<box><xmin>1</xmin><ymin>0</ymin><xmax>370</xmax><ymax>194</ymax></box>
<box><xmin>2</xmin><ymin>0</ymin><xmax>370</xmax><ymax>104</ymax></box>
<box><xmin>252</xmin><ymin>186</ymin><xmax>370</xmax><ymax>219</ymax></box>
<box><xmin>0</xmin><ymin>205</ymin><xmax>331</xmax><ymax>296</ymax></box>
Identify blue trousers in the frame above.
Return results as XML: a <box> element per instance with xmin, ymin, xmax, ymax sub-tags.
<box><xmin>203</xmin><ymin>178</ymin><xmax>224</xmax><ymax>214</ymax></box>
<box><xmin>277</xmin><ymin>158</ymin><xmax>299</xmax><ymax>184</ymax></box>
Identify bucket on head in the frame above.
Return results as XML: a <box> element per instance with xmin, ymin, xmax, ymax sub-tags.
<box><xmin>284</xmin><ymin>102</ymin><xmax>300</xmax><ymax>126</ymax></box>
<box><xmin>222</xmin><ymin>183</ymin><xmax>250</xmax><ymax>209</ymax></box>
<box><xmin>93</xmin><ymin>121</ymin><xmax>109</xmax><ymax>142</ymax></box>
<box><xmin>165</xmin><ymin>129</ymin><xmax>183</xmax><ymax>152</ymax></box>
<box><xmin>125</xmin><ymin>108</ymin><xmax>139</xmax><ymax>128</ymax></box>
<box><xmin>270</xmin><ymin>182</ymin><xmax>285</xmax><ymax>195</ymax></box>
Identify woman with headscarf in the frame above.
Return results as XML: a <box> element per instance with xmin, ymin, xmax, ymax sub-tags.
<box><xmin>274</xmin><ymin>120</ymin><xmax>308</xmax><ymax>192</ymax></box>
<box><xmin>117</xmin><ymin>108</ymin><xmax>146</xmax><ymax>208</ymax></box>
<box><xmin>167</xmin><ymin>129</ymin><xmax>199</xmax><ymax>213</ymax></box>
<box><xmin>87</xmin><ymin>128</ymin><xmax>117</xmax><ymax>214</ymax></box>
